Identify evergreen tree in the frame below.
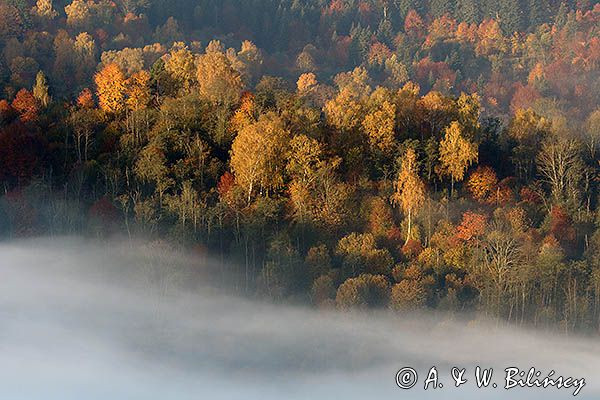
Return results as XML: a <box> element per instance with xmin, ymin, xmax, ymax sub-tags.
<box><xmin>499</xmin><ymin>0</ymin><xmax>524</xmax><ymax>34</ymax></box>
<box><xmin>480</xmin><ymin>0</ymin><xmax>500</xmax><ymax>19</ymax></box>
<box><xmin>376</xmin><ymin>18</ymin><xmax>394</xmax><ymax>46</ymax></box>
<box><xmin>429</xmin><ymin>0</ymin><xmax>454</xmax><ymax>18</ymax></box>
<box><xmin>394</xmin><ymin>0</ymin><xmax>426</xmax><ymax>20</ymax></box>
<box><xmin>528</xmin><ymin>0</ymin><xmax>550</xmax><ymax>28</ymax></box>
<box><xmin>455</xmin><ymin>0</ymin><xmax>480</xmax><ymax>23</ymax></box>
<box><xmin>554</xmin><ymin>2</ymin><xmax>568</xmax><ymax>28</ymax></box>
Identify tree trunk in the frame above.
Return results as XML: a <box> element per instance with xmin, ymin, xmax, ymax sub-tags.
<box><xmin>405</xmin><ymin>209</ymin><xmax>412</xmax><ymax>246</ymax></box>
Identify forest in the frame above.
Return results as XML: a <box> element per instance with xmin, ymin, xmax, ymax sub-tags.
<box><xmin>1</xmin><ymin>0</ymin><xmax>600</xmax><ymax>333</ymax></box>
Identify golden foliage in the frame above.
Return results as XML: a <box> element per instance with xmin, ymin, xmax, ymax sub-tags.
<box><xmin>126</xmin><ymin>70</ymin><xmax>151</xmax><ymax>111</ymax></box>
<box><xmin>362</xmin><ymin>100</ymin><xmax>396</xmax><ymax>157</ymax></box>
<box><xmin>164</xmin><ymin>43</ymin><xmax>196</xmax><ymax>92</ymax></box>
<box><xmin>392</xmin><ymin>148</ymin><xmax>425</xmax><ymax>218</ymax></box>
<box><xmin>230</xmin><ymin>113</ymin><xmax>290</xmax><ymax>201</ymax></box>
<box><xmin>94</xmin><ymin>63</ymin><xmax>126</xmax><ymax>114</ymax></box>
<box><xmin>297</xmin><ymin>72</ymin><xmax>318</xmax><ymax>95</ymax></box>
<box><xmin>467</xmin><ymin>166</ymin><xmax>498</xmax><ymax>202</ymax></box>
<box><xmin>392</xmin><ymin>148</ymin><xmax>426</xmax><ymax>244</ymax></box>
<box><xmin>438</xmin><ymin>121</ymin><xmax>478</xmax><ymax>184</ymax></box>
<box><xmin>229</xmin><ymin>92</ymin><xmax>257</xmax><ymax>133</ymax></box>
<box><xmin>197</xmin><ymin>42</ymin><xmax>243</xmax><ymax>106</ymax></box>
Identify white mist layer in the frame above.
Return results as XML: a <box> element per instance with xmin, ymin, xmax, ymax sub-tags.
<box><xmin>0</xmin><ymin>238</ymin><xmax>598</xmax><ymax>399</ymax></box>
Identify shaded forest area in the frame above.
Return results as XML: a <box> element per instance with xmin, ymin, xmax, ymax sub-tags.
<box><xmin>2</xmin><ymin>0</ymin><xmax>600</xmax><ymax>333</ymax></box>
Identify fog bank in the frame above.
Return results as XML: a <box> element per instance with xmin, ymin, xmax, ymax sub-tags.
<box><xmin>0</xmin><ymin>238</ymin><xmax>597</xmax><ymax>399</ymax></box>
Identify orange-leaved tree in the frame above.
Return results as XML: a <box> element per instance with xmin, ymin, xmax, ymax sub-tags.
<box><xmin>94</xmin><ymin>63</ymin><xmax>126</xmax><ymax>114</ymax></box>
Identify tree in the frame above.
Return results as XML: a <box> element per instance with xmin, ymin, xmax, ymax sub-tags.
<box><xmin>32</xmin><ymin>70</ymin><xmax>50</xmax><ymax>107</ymax></box>
<box><xmin>65</xmin><ymin>0</ymin><xmax>92</xmax><ymax>30</ymax></box>
<box><xmin>33</xmin><ymin>0</ymin><xmax>57</xmax><ymax>20</ymax></box>
<box><xmin>391</xmin><ymin>265</ymin><xmax>427</xmax><ymax>311</ymax></box>
<box><xmin>508</xmin><ymin>108</ymin><xmax>548</xmax><ymax>179</ymax></box>
<box><xmin>135</xmin><ymin>141</ymin><xmax>174</xmax><ymax>203</ymax></box>
<box><xmin>154</xmin><ymin>16</ymin><xmax>183</xmax><ymax>44</ymax></box>
<box><xmin>467</xmin><ymin>166</ymin><xmax>498</xmax><ymax>203</ymax></box>
<box><xmin>498</xmin><ymin>0</ymin><xmax>524</xmax><ymax>34</ymax></box>
<box><xmin>584</xmin><ymin>109</ymin><xmax>600</xmax><ymax>159</ymax></box>
<box><xmin>9</xmin><ymin>56</ymin><xmax>39</xmax><ymax>89</ymax></box>
<box><xmin>70</xmin><ymin>105</ymin><xmax>97</xmax><ymax>162</ymax></box>
<box><xmin>100</xmin><ymin>48</ymin><xmax>144</xmax><ymax>76</ymax></box>
<box><xmin>455</xmin><ymin>0</ymin><xmax>479</xmax><ymax>23</ymax></box>
<box><xmin>554</xmin><ymin>2</ymin><xmax>568</xmax><ymax>28</ymax></box>
<box><xmin>438</xmin><ymin>121</ymin><xmax>478</xmax><ymax>195</ymax></box>
<box><xmin>362</xmin><ymin>100</ymin><xmax>397</xmax><ymax>161</ymax></box>
<box><xmin>229</xmin><ymin>92</ymin><xmax>258</xmax><ymax>133</ymax></box>
<box><xmin>297</xmin><ymin>72</ymin><xmax>318</xmax><ymax>95</ymax></box>
<box><xmin>482</xmin><ymin>227</ymin><xmax>521</xmax><ymax>315</ymax></box>
<box><xmin>527</xmin><ymin>0</ymin><xmax>550</xmax><ymax>27</ymax></box>
<box><xmin>0</xmin><ymin>2</ymin><xmax>24</xmax><ymax>42</ymax></box>
<box><xmin>336</xmin><ymin>233</ymin><xmax>394</xmax><ymax>277</ymax></box>
<box><xmin>73</xmin><ymin>32</ymin><xmax>96</xmax><ymax>85</ymax></box>
<box><xmin>384</xmin><ymin>55</ymin><xmax>409</xmax><ymax>87</ymax></box>
<box><xmin>261</xmin><ymin>233</ymin><xmax>305</xmax><ymax>298</ymax></box>
<box><xmin>94</xmin><ymin>63</ymin><xmax>126</xmax><ymax>114</ymax></box>
<box><xmin>324</xmin><ymin>68</ymin><xmax>371</xmax><ymax>134</ymax></box>
<box><xmin>456</xmin><ymin>211</ymin><xmax>487</xmax><ymax>243</ymax></box>
<box><xmin>324</xmin><ymin>87</ymin><xmax>365</xmax><ymax>132</ymax></box>
<box><xmin>295</xmin><ymin>45</ymin><xmax>318</xmax><ymax>73</ymax></box>
<box><xmin>537</xmin><ymin>138</ymin><xmax>584</xmax><ymax>206</ymax></box>
<box><xmin>476</xmin><ymin>19</ymin><xmax>507</xmax><ymax>56</ymax></box>
<box><xmin>0</xmin><ymin>100</ymin><xmax>15</xmax><ymax>126</ymax></box>
<box><xmin>77</xmin><ymin>88</ymin><xmax>95</xmax><ymax>109</ymax></box>
<box><xmin>196</xmin><ymin>41</ymin><xmax>243</xmax><ymax>107</ymax></box>
<box><xmin>312</xmin><ymin>275</ymin><xmax>335</xmax><ymax>307</ymax></box>
<box><xmin>392</xmin><ymin>148</ymin><xmax>425</xmax><ymax>244</ymax></box>
<box><xmin>164</xmin><ymin>43</ymin><xmax>196</xmax><ymax>93</ymax></box>
<box><xmin>166</xmin><ymin>180</ymin><xmax>202</xmax><ymax>232</ymax></box>
<box><xmin>286</xmin><ymin>134</ymin><xmax>325</xmax><ymax>184</ymax></box>
<box><xmin>430</xmin><ymin>0</ymin><xmax>455</xmax><ymax>19</ymax></box>
<box><xmin>237</xmin><ymin>40</ymin><xmax>263</xmax><ymax>85</ymax></box>
<box><xmin>335</xmin><ymin>274</ymin><xmax>391</xmax><ymax>309</ymax></box>
<box><xmin>12</xmin><ymin>89</ymin><xmax>39</xmax><ymax>123</ymax></box>
<box><xmin>52</xmin><ymin>30</ymin><xmax>76</xmax><ymax>90</ymax></box>
<box><xmin>305</xmin><ymin>244</ymin><xmax>333</xmax><ymax>280</ymax></box>
<box><xmin>457</xmin><ymin>92</ymin><xmax>481</xmax><ymax>134</ymax></box>
<box><xmin>230</xmin><ymin>112</ymin><xmax>290</xmax><ymax>202</ymax></box>
<box><xmin>126</xmin><ymin>70</ymin><xmax>151</xmax><ymax>111</ymax></box>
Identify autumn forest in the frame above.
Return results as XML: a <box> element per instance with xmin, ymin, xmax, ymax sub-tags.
<box><xmin>1</xmin><ymin>0</ymin><xmax>600</xmax><ymax>333</ymax></box>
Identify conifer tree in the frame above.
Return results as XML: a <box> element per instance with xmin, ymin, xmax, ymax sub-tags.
<box><xmin>455</xmin><ymin>0</ymin><xmax>479</xmax><ymax>23</ymax></box>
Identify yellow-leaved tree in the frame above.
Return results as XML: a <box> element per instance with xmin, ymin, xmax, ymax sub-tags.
<box><xmin>438</xmin><ymin>121</ymin><xmax>478</xmax><ymax>196</ymax></box>
<box><xmin>126</xmin><ymin>70</ymin><xmax>151</xmax><ymax>111</ymax></box>
<box><xmin>230</xmin><ymin>112</ymin><xmax>290</xmax><ymax>202</ymax></box>
<box><xmin>164</xmin><ymin>43</ymin><xmax>196</xmax><ymax>93</ymax></box>
<box><xmin>196</xmin><ymin>40</ymin><xmax>243</xmax><ymax>107</ymax></box>
<box><xmin>392</xmin><ymin>148</ymin><xmax>426</xmax><ymax>245</ymax></box>
<box><xmin>94</xmin><ymin>63</ymin><xmax>126</xmax><ymax>114</ymax></box>
<box><xmin>362</xmin><ymin>100</ymin><xmax>396</xmax><ymax>160</ymax></box>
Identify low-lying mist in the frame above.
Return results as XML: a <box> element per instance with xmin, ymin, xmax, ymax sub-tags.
<box><xmin>0</xmin><ymin>238</ymin><xmax>597</xmax><ymax>399</ymax></box>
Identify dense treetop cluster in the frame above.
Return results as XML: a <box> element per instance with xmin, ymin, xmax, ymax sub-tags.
<box><xmin>2</xmin><ymin>0</ymin><xmax>600</xmax><ymax>332</ymax></box>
